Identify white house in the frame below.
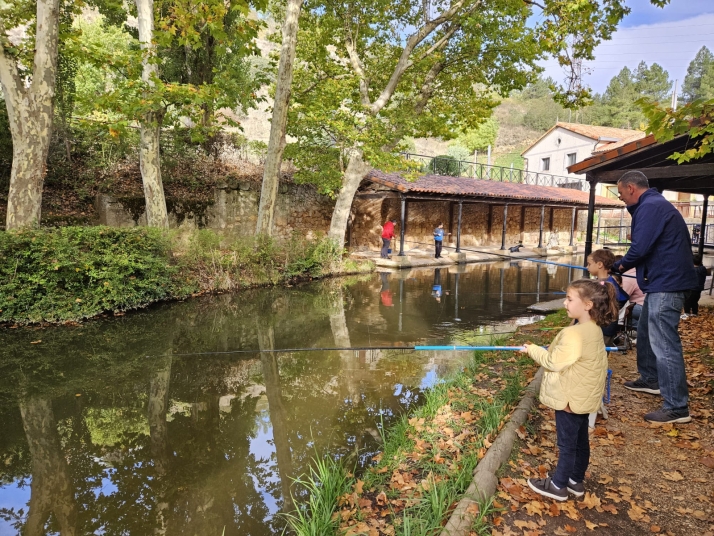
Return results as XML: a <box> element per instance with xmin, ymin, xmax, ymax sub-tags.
<box><xmin>522</xmin><ymin>122</ymin><xmax>645</xmax><ymax>197</ymax></box>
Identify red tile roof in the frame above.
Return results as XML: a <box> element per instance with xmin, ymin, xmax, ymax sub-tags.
<box><xmin>522</xmin><ymin>122</ymin><xmax>643</xmax><ymax>156</ymax></box>
<box><xmin>555</xmin><ymin>122</ymin><xmax>643</xmax><ymax>142</ymax></box>
<box><xmin>366</xmin><ymin>170</ymin><xmax>624</xmax><ymax>208</ymax></box>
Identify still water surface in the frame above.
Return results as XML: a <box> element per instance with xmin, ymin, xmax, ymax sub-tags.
<box><xmin>0</xmin><ymin>257</ymin><xmax>579</xmax><ymax>535</ymax></box>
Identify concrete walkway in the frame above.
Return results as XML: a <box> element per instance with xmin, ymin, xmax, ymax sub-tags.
<box><xmin>351</xmin><ymin>242</ymin><xmax>584</xmax><ymax>269</ymax></box>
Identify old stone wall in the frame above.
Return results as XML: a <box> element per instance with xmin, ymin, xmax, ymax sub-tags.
<box><xmin>97</xmin><ymin>182</ymin><xmax>592</xmax><ymax>250</ymax></box>
<box><xmin>96</xmin><ymin>181</ymin><xmax>334</xmax><ymax>240</ymax></box>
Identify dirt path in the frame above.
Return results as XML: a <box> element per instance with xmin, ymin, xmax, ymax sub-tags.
<box><xmin>490</xmin><ymin>314</ymin><xmax>714</xmax><ymax>536</ymax></box>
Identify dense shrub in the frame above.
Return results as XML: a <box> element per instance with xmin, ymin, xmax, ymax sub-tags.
<box><xmin>0</xmin><ymin>227</ymin><xmax>190</xmax><ymax>323</ymax></box>
<box><xmin>427</xmin><ymin>155</ymin><xmax>461</xmax><ymax>176</ymax></box>
<box><xmin>0</xmin><ymin>227</ymin><xmax>369</xmax><ymax>324</ymax></box>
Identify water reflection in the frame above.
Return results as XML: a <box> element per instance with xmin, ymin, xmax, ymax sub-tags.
<box><xmin>0</xmin><ymin>257</ymin><xmax>577</xmax><ymax>535</ymax></box>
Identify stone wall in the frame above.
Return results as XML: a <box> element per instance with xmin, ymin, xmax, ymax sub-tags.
<box><xmin>96</xmin><ymin>180</ymin><xmax>334</xmax><ymax>240</ymax></box>
<box><xmin>97</xmin><ymin>181</ymin><xmax>591</xmax><ymax>250</ymax></box>
<box><xmin>348</xmin><ymin>197</ymin><xmax>589</xmax><ymax>251</ymax></box>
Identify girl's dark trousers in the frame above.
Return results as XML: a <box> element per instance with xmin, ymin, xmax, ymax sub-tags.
<box><xmin>552</xmin><ymin>410</ymin><xmax>590</xmax><ymax>488</ymax></box>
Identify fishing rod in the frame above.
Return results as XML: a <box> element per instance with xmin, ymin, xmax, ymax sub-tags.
<box><xmin>157</xmin><ymin>343</ymin><xmax>621</xmax><ymax>358</ymax></box>
<box><xmin>404</xmin><ymin>240</ymin><xmax>512</xmax><ymax>259</ymax></box>
<box><xmin>523</xmin><ymin>258</ymin><xmax>636</xmax><ymax>278</ymax></box>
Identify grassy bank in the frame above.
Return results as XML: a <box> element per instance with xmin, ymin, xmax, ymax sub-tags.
<box><xmin>0</xmin><ymin>227</ymin><xmax>373</xmax><ymax>324</ymax></box>
<box><xmin>285</xmin><ymin>311</ymin><xmax>570</xmax><ymax>536</ymax></box>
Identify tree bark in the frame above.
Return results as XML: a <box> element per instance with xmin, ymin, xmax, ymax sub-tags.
<box><xmin>327</xmin><ymin>151</ymin><xmax>370</xmax><ymax>244</ymax></box>
<box><xmin>256</xmin><ymin>0</ymin><xmax>303</xmax><ymax>235</ymax></box>
<box><xmin>136</xmin><ymin>0</ymin><xmax>169</xmax><ymax>229</ymax></box>
<box><xmin>0</xmin><ymin>0</ymin><xmax>60</xmax><ymax>229</ymax></box>
<box><xmin>20</xmin><ymin>396</ymin><xmax>77</xmax><ymax>536</ymax></box>
<box><xmin>149</xmin><ymin>354</ymin><xmax>172</xmax><ymax>535</ymax></box>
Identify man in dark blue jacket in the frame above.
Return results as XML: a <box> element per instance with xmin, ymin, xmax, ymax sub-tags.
<box><xmin>613</xmin><ymin>171</ymin><xmax>698</xmax><ymax>424</ymax></box>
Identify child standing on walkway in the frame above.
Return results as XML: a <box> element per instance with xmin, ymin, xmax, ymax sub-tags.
<box><xmin>520</xmin><ymin>279</ymin><xmax>617</xmax><ymax>501</ymax></box>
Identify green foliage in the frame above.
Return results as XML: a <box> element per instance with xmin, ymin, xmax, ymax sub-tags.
<box><xmin>0</xmin><ymin>227</ymin><xmax>186</xmax><ymax>324</ymax></box>
<box><xmin>523</xmin><ymin>96</ymin><xmax>566</xmax><ymax>131</ymax></box>
<box><xmin>283</xmin><ymin>455</ymin><xmax>353</xmax><ymax>536</ymax></box>
<box><xmin>454</xmin><ymin>118</ymin><xmax>499</xmax><ymax>153</ymax></box>
<box><xmin>73</xmin><ymin>4</ymin><xmax>266</xmax><ymax>148</ymax></box>
<box><xmin>427</xmin><ymin>155</ymin><xmax>461</xmax><ymax>177</ymax></box>
<box><xmin>639</xmin><ymin>97</ymin><xmax>714</xmax><ymax>163</ymax></box>
<box><xmin>585</xmin><ymin>61</ymin><xmax>671</xmax><ymax>129</ymax></box>
<box><xmin>286</xmin><ymin>0</ymin><xmax>542</xmax><ymax>195</ymax></box>
<box><xmin>681</xmin><ymin>46</ymin><xmax>714</xmax><ymax>104</ymax></box>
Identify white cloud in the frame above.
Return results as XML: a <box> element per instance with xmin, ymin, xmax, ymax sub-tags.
<box><xmin>538</xmin><ymin>12</ymin><xmax>714</xmax><ymax>96</ymax></box>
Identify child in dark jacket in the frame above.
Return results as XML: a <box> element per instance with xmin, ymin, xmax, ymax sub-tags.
<box><xmin>587</xmin><ymin>249</ymin><xmax>629</xmax><ymax>345</ymax></box>
<box><xmin>683</xmin><ymin>255</ymin><xmax>710</xmax><ymax>317</ymax></box>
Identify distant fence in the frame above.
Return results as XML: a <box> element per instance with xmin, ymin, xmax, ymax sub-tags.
<box><xmin>400</xmin><ymin>153</ymin><xmax>590</xmax><ymax>192</ymax></box>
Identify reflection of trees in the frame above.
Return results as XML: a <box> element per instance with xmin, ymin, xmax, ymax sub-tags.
<box><xmin>258</xmin><ymin>324</ymin><xmax>294</xmax><ymax>513</ymax></box>
<box><xmin>20</xmin><ymin>396</ymin><xmax>77</xmax><ymax>536</ymax></box>
<box><xmin>148</xmin><ymin>354</ymin><xmax>172</xmax><ymax>535</ymax></box>
<box><xmin>1</xmin><ymin>273</ymin><xmax>493</xmax><ymax>536</ymax></box>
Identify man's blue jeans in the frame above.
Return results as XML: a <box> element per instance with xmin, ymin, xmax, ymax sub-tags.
<box><xmin>553</xmin><ymin>410</ymin><xmax>589</xmax><ymax>489</ymax></box>
<box><xmin>637</xmin><ymin>292</ymin><xmax>689</xmax><ymax>411</ymax></box>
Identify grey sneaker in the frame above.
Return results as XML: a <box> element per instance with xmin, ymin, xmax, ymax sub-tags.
<box><xmin>644</xmin><ymin>408</ymin><xmax>692</xmax><ymax>424</ymax></box>
<box><xmin>624</xmin><ymin>378</ymin><xmax>661</xmax><ymax>395</ymax></box>
<box><xmin>527</xmin><ymin>477</ymin><xmax>568</xmax><ymax>501</ymax></box>
<box><xmin>567</xmin><ymin>479</ymin><xmax>585</xmax><ymax>497</ymax></box>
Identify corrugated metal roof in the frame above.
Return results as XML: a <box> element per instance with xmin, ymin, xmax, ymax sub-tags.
<box><xmin>366</xmin><ymin>170</ymin><xmax>624</xmax><ymax>208</ymax></box>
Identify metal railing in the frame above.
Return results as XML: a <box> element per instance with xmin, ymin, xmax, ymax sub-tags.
<box><xmin>400</xmin><ymin>153</ymin><xmax>590</xmax><ymax>192</ymax></box>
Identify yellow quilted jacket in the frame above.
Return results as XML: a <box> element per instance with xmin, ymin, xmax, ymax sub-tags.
<box><xmin>526</xmin><ymin>320</ymin><xmax>608</xmax><ymax>414</ymax></box>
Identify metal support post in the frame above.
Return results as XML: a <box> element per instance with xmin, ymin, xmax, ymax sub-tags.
<box><xmin>618</xmin><ymin>208</ymin><xmax>624</xmax><ymax>243</ymax></box>
<box><xmin>456</xmin><ymin>201</ymin><xmax>463</xmax><ymax>253</ymax></box>
<box><xmin>595</xmin><ymin>208</ymin><xmax>602</xmax><ymax>244</ymax></box>
<box><xmin>698</xmin><ymin>196</ymin><xmax>709</xmax><ymax>258</ymax></box>
<box><xmin>398</xmin><ymin>195</ymin><xmax>406</xmax><ymax>256</ymax></box>
<box><xmin>500</xmin><ymin>204</ymin><xmax>508</xmax><ymax>250</ymax></box>
<box><xmin>584</xmin><ymin>176</ymin><xmax>597</xmax><ymax>261</ymax></box>
<box><xmin>537</xmin><ymin>205</ymin><xmax>545</xmax><ymax>248</ymax></box>
<box><xmin>569</xmin><ymin>207</ymin><xmax>577</xmax><ymax>247</ymax></box>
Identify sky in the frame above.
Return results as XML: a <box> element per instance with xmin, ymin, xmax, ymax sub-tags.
<box><xmin>538</xmin><ymin>0</ymin><xmax>714</xmax><ymax>96</ymax></box>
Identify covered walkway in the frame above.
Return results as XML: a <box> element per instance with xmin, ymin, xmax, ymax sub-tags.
<box><xmin>351</xmin><ymin>170</ymin><xmax>623</xmax><ymax>265</ymax></box>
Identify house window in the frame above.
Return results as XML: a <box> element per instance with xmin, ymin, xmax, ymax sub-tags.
<box><xmin>567</xmin><ymin>152</ymin><xmax>577</xmax><ymax>166</ymax></box>
<box><xmin>541</xmin><ymin>157</ymin><xmax>550</xmax><ymax>171</ymax></box>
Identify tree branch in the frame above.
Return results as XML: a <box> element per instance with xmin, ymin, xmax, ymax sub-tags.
<box><xmin>369</xmin><ymin>0</ymin><xmax>472</xmax><ymax>114</ymax></box>
<box><xmin>344</xmin><ymin>20</ymin><xmax>371</xmax><ymax>106</ymax></box>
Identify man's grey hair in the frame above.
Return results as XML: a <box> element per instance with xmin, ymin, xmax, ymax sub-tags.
<box><xmin>618</xmin><ymin>170</ymin><xmax>649</xmax><ymax>190</ymax></box>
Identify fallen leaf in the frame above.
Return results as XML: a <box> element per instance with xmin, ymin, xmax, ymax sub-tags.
<box><xmin>30</xmin><ymin>340</ymin><xmax>42</xmax><ymax>344</ymax></box>
<box><xmin>580</xmin><ymin>492</ymin><xmax>601</xmax><ymax>510</ymax></box>
<box><xmin>355</xmin><ymin>480</ymin><xmax>364</xmax><ymax>495</ymax></box>
<box><xmin>598</xmin><ymin>475</ymin><xmax>613</xmax><ymax>485</ymax></box>
<box><xmin>650</xmin><ymin>525</ymin><xmax>661</xmax><ymax>533</ymax></box>
<box><xmin>564</xmin><ymin>524</ymin><xmax>578</xmax><ymax>533</ymax></box>
<box><xmin>662</xmin><ymin>471</ymin><xmax>684</xmax><ymax>482</ymax></box>
<box><xmin>699</xmin><ymin>457</ymin><xmax>714</xmax><ymax>469</ymax></box>
<box><xmin>585</xmin><ymin>520</ymin><xmax>598</xmax><ymax>530</ymax></box>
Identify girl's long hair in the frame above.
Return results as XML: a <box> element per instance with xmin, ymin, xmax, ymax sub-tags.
<box><xmin>568</xmin><ymin>279</ymin><xmax>619</xmax><ymax>327</ymax></box>
<box><xmin>589</xmin><ymin>249</ymin><xmax>615</xmax><ymax>271</ymax></box>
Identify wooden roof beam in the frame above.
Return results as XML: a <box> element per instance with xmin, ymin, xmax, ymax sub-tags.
<box><xmin>592</xmin><ymin>163</ymin><xmax>714</xmax><ymax>183</ymax></box>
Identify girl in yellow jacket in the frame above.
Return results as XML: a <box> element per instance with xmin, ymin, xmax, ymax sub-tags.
<box><xmin>520</xmin><ymin>279</ymin><xmax>618</xmax><ymax>501</ymax></box>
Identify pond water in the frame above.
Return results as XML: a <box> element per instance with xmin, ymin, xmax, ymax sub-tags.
<box><xmin>0</xmin><ymin>257</ymin><xmax>579</xmax><ymax>536</ymax></box>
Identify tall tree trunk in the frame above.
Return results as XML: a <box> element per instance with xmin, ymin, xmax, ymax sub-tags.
<box><xmin>327</xmin><ymin>151</ymin><xmax>370</xmax><ymax>243</ymax></box>
<box><xmin>136</xmin><ymin>0</ymin><xmax>169</xmax><ymax>228</ymax></box>
<box><xmin>256</xmin><ymin>0</ymin><xmax>303</xmax><ymax>235</ymax></box>
<box><xmin>0</xmin><ymin>0</ymin><xmax>60</xmax><ymax>229</ymax></box>
<box><xmin>20</xmin><ymin>396</ymin><xmax>77</xmax><ymax>536</ymax></box>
